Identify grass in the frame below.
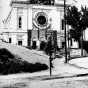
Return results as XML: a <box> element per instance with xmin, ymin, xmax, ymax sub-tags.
<box><xmin>0</xmin><ymin>48</ymin><xmax>48</xmax><ymax>75</ymax></box>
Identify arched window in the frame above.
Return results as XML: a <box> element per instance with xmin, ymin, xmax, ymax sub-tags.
<box><xmin>18</xmin><ymin>16</ymin><xmax>22</xmax><ymax>28</ymax></box>
<box><xmin>62</xmin><ymin>19</ymin><xmax>64</xmax><ymax>30</ymax></box>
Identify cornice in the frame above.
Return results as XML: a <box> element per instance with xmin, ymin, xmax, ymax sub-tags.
<box><xmin>10</xmin><ymin>1</ymin><xmax>64</xmax><ymax>8</ymax></box>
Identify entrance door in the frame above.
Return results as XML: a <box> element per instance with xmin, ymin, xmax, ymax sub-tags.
<box><xmin>9</xmin><ymin>38</ymin><xmax>11</xmax><ymax>43</ymax></box>
<box><xmin>40</xmin><ymin>41</ymin><xmax>46</xmax><ymax>50</ymax></box>
<box><xmin>32</xmin><ymin>41</ymin><xmax>37</xmax><ymax>49</ymax></box>
<box><xmin>62</xmin><ymin>42</ymin><xmax>65</xmax><ymax>48</ymax></box>
<box><xmin>18</xmin><ymin>40</ymin><xmax>22</xmax><ymax>46</ymax></box>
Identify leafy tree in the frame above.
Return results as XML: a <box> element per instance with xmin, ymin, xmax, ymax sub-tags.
<box><xmin>65</xmin><ymin>6</ymin><xmax>88</xmax><ymax>56</ymax></box>
<box><xmin>66</xmin><ymin>6</ymin><xmax>88</xmax><ymax>42</ymax></box>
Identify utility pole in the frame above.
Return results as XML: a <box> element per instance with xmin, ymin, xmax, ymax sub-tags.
<box><xmin>68</xmin><ymin>31</ymin><xmax>71</xmax><ymax>60</ymax></box>
<box><xmin>49</xmin><ymin>31</ymin><xmax>56</xmax><ymax>76</ymax></box>
<box><xmin>81</xmin><ymin>30</ymin><xmax>83</xmax><ymax>56</ymax></box>
<box><xmin>64</xmin><ymin>0</ymin><xmax>68</xmax><ymax>63</ymax></box>
<box><xmin>49</xmin><ymin>32</ymin><xmax>53</xmax><ymax>76</ymax></box>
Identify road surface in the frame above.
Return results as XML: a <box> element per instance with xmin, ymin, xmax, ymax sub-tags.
<box><xmin>1</xmin><ymin>74</ymin><xmax>88</xmax><ymax>88</ymax></box>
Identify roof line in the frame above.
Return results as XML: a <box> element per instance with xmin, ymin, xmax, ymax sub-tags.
<box><xmin>4</xmin><ymin>8</ymin><xmax>13</xmax><ymax>23</ymax></box>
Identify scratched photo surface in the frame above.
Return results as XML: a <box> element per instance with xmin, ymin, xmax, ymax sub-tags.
<box><xmin>0</xmin><ymin>0</ymin><xmax>88</xmax><ymax>88</ymax></box>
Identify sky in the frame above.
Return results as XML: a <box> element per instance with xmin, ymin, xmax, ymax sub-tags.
<box><xmin>0</xmin><ymin>0</ymin><xmax>11</xmax><ymax>18</ymax></box>
<box><xmin>74</xmin><ymin>0</ymin><xmax>88</xmax><ymax>9</ymax></box>
<box><xmin>0</xmin><ymin>0</ymin><xmax>88</xmax><ymax>29</ymax></box>
<box><xmin>0</xmin><ymin>0</ymin><xmax>11</xmax><ymax>29</ymax></box>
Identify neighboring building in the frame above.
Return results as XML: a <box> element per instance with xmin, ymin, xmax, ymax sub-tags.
<box><xmin>2</xmin><ymin>0</ymin><xmax>78</xmax><ymax>49</ymax></box>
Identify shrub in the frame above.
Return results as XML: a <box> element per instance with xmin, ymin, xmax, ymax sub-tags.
<box><xmin>0</xmin><ymin>48</ymin><xmax>48</xmax><ymax>75</ymax></box>
<box><xmin>21</xmin><ymin>61</ymin><xmax>48</xmax><ymax>73</ymax></box>
<box><xmin>0</xmin><ymin>48</ymin><xmax>14</xmax><ymax>58</ymax></box>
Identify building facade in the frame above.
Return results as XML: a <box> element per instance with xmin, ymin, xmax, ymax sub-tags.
<box><xmin>3</xmin><ymin>0</ymin><xmax>78</xmax><ymax>49</ymax></box>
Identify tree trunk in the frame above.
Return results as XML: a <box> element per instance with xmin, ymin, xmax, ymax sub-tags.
<box><xmin>78</xmin><ymin>35</ymin><xmax>83</xmax><ymax>57</ymax></box>
<box><xmin>81</xmin><ymin>31</ymin><xmax>83</xmax><ymax>56</ymax></box>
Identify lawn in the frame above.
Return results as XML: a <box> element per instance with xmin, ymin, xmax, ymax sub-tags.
<box><xmin>0</xmin><ymin>48</ymin><xmax>48</xmax><ymax>75</ymax></box>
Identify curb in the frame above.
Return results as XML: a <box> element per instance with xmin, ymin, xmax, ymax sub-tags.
<box><xmin>26</xmin><ymin>73</ymin><xmax>88</xmax><ymax>81</ymax></box>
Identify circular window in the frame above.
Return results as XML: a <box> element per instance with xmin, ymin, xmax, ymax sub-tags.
<box><xmin>35</xmin><ymin>12</ymin><xmax>48</xmax><ymax>27</ymax></box>
<box><xmin>37</xmin><ymin>15</ymin><xmax>47</xmax><ymax>26</ymax></box>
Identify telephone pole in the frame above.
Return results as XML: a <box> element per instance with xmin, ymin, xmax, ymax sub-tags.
<box><xmin>64</xmin><ymin>0</ymin><xmax>68</xmax><ymax>63</ymax></box>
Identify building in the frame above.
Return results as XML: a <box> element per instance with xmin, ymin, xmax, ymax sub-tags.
<box><xmin>2</xmin><ymin>0</ymin><xmax>78</xmax><ymax>49</ymax></box>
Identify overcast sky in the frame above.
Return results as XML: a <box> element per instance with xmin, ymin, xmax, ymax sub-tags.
<box><xmin>0</xmin><ymin>0</ymin><xmax>88</xmax><ymax>29</ymax></box>
<box><xmin>0</xmin><ymin>0</ymin><xmax>11</xmax><ymax>29</ymax></box>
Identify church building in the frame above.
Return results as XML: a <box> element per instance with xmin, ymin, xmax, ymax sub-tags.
<box><xmin>3</xmin><ymin>0</ymin><xmax>77</xmax><ymax>49</ymax></box>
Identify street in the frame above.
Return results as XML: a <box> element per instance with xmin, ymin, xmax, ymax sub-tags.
<box><xmin>1</xmin><ymin>74</ymin><xmax>88</xmax><ymax>88</ymax></box>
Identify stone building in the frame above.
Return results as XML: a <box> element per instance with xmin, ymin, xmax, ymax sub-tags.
<box><xmin>3</xmin><ymin>0</ymin><xmax>78</xmax><ymax>49</ymax></box>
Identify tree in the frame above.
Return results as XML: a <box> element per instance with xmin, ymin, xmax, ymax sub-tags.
<box><xmin>66</xmin><ymin>6</ymin><xmax>80</xmax><ymax>41</ymax></box>
<box><xmin>65</xmin><ymin>6</ymin><xmax>88</xmax><ymax>56</ymax></box>
<box><xmin>66</xmin><ymin>6</ymin><xmax>88</xmax><ymax>41</ymax></box>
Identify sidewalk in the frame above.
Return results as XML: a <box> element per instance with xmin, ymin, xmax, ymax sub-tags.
<box><xmin>69</xmin><ymin>57</ymin><xmax>88</xmax><ymax>69</ymax></box>
<box><xmin>32</xmin><ymin>50</ymin><xmax>88</xmax><ymax>77</ymax></box>
<box><xmin>29</xmin><ymin>50</ymin><xmax>88</xmax><ymax>77</ymax></box>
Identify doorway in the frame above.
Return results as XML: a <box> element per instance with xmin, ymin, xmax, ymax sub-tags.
<box><xmin>40</xmin><ymin>41</ymin><xmax>46</xmax><ymax>50</ymax></box>
<box><xmin>18</xmin><ymin>40</ymin><xmax>22</xmax><ymax>46</ymax></box>
<box><xmin>9</xmin><ymin>38</ymin><xmax>11</xmax><ymax>43</ymax></box>
<box><xmin>32</xmin><ymin>41</ymin><xmax>37</xmax><ymax>49</ymax></box>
